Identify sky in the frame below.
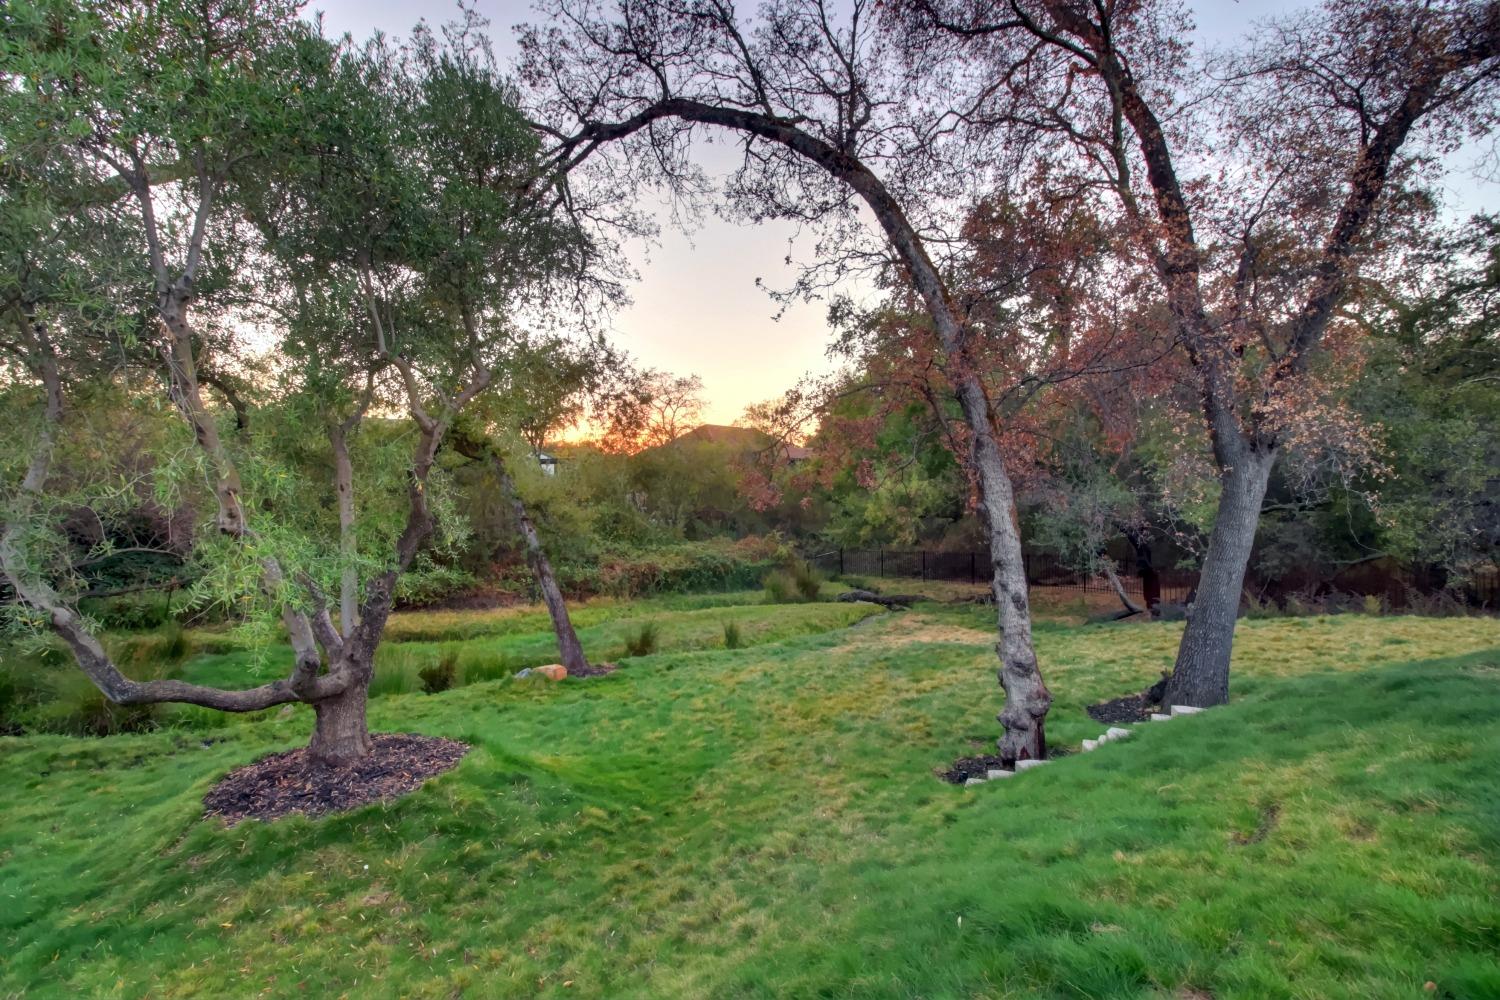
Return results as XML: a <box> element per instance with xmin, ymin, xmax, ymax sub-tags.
<box><xmin>304</xmin><ymin>0</ymin><xmax>1498</xmax><ymax>426</ymax></box>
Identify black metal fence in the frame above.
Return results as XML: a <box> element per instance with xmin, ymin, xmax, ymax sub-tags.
<box><xmin>808</xmin><ymin>547</ymin><xmax>1197</xmax><ymax>603</ymax></box>
<box><xmin>808</xmin><ymin>546</ymin><xmax>1499</xmax><ymax>610</ymax></box>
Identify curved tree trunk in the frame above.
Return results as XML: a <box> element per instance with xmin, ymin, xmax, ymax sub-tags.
<box><xmin>496</xmin><ymin>458</ymin><xmax>589</xmax><ymax>675</ymax></box>
<box><xmin>1164</xmin><ymin>448</ymin><xmax>1275</xmax><ymax>707</ymax></box>
<box><xmin>1102</xmin><ymin>558</ymin><xmax>1145</xmax><ymax>619</ymax></box>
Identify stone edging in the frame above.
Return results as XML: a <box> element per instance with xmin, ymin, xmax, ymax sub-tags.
<box><xmin>961</xmin><ymin>704</ymin><xmax>1207</xmax><ymax>786</ymax></box>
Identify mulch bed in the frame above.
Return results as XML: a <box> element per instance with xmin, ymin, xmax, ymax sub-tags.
<box><xmin>569</xmin><ymin>661</ymin><xmax>619</xmax><ymax>678</ymax></box>
<box><xmin>203</xmin><ymin>733</ymin><xmax>469</xmax><ymax>825</ymax></box>
<box><xmin>1086</xmin><ymin>674</ymin><xmax>1169</xmax><ymax>724</ymax></box>
<box><xmin>937</xmin><ymin>753</ymin><xmax>1009</xmax><ymax>785</ymax></box>
<box><xmin>1086</xmin><ymin>693</ymin><xmax>1157</xmax><ymax>724</ymax></box>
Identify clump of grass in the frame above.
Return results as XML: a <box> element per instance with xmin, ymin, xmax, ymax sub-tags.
<box><xmin>419</xmin><ymin>650</ymin><xmax>460</xmax><ymax>694</ymax></box>
<box><xmin>722</xmin><ymin>620</ymin><xmax>743</xmax><ymax>649</ymax></box>
<box><xmin>763</xmin><ymin>558</ymin><xmax>823</xmax><ymax>603</ymax></box>
<box><xmin>1283</xmin><ymin>594</ymin><xmax>1314</xmax><ymax>617</ymax></box>
<box><xmin>792</xmin><ymin>560</ymin><xmax>822</xmax><ymax>601</ymax></box>
<box><xmin>762</xmin><ymin>569</ymin><xmax>794</xmax><ymax>603</ymax></box>
<box><xmin>623</xmin><ymin>621</ymin><xmax>659</xmax><ymax>658</ymax></box>
<box><xmin>31</xmin><ymin>665</ymin><xmax>161</xmax><ymax>736</ymax></box>
<box><xmin>106</xmin><ymin>623</ymin><xmax>191</xmax><ymax>668</ymax></box>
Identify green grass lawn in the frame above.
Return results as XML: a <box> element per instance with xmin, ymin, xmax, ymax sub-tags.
<box><xmin>178</xmin><ymin>599</ymin><xmax>884</xmax><ymax>699</ymax></box>
<box><xmin>3</xmin><ymin>602</ymin><xmax>1499</xmax><ymax>998</ymax></box>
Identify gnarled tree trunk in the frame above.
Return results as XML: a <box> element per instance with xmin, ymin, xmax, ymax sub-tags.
<box><xmin>310</xmin><ymin>680</ymin><xmax>372</xmax><ymax>766</ymax></box>
<box><xmin>953</xmin><ymin>380</ymin><xmax>1049</xmax><ymax>763</ymax></box>
<box><xmin>1163</xmin><ymin>447</ymin><xmax>1275</xmax><ymax>707</ymax></box>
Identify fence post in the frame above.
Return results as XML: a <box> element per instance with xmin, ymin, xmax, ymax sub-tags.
<box><xmin>878</xmin><ymin>547</ymin><xmax>883</xmax><ymax>577</ymax></box>
<box><xmin>921</xmin><ymin>549</ymin><xmax>927</xmax><ymax>581</ymax></box>
<box><xmin>970</xmin><ymin>551</ymin><xmax>976</xmax><ymax>585</ymax></box>
<box><xmin>839</xmin><ymin>548</ymin><xmax>844</xmax><ymax>576</ymax></box>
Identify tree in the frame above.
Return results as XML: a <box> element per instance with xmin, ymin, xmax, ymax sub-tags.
<box><xmin>452</xmin><ymin>335</ymin><xmax>627</xmax><ymax>676</ymax></box>
<box><xmin>897</xmin><ymin>0</ymin><xmax>1500</xmax><ymax>704</ymax></box>
<box><xmin>0</xmin><ymin>2</ymin><xmax>593</xmax><ymax>762</ymax></box>
<box><xmin>601</xmin><ymin>371</ymin><xmax>706</xmax><ymax>453</ymax></box>
<box><xmin>1352</xmin><ymin>214</ymin><xmax>1500</xmax><ymax>593</ymax></box>
<box><xmin>520</xmin><ymin>0</ymin><xmax>1057</xmax><ymax>760</ymax></box>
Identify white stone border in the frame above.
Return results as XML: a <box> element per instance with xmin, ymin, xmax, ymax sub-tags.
<box><xmin>959</xmin><ymin>705</ymin><xmax>1211</xmax><ymax>785</ymax></box>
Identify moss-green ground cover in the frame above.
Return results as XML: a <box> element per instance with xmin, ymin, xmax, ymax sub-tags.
<box><xmin>2</xmin><ymin>599</ymin><xmax>1498</xmax><ymax>998</ymax></box>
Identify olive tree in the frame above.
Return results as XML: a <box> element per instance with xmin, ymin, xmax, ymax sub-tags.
<box><xmin>0</xmin><ymin>1</ymin><xmax>597</xmax><ymax>762</ymax></box>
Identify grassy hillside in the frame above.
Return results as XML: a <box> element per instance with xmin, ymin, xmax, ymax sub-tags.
<box><xmin>2</xmin><ymin>603</ymin><xmax>1498</xmax><ymax>998</ymax></box>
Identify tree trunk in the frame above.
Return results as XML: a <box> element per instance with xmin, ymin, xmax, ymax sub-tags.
<box><xmin>1164</xmin><ymin>448</ymin><xmax>1275</xmax><ymax>707</ymax></box>
<box><xmin>496</xmin><ymin>459</ymin><xmax>589</xmax><ymax>675</ymax></box>
<box><xmin>329</xmin><ymin>422</ymin><xmax>359</xmax><ymax>635</ymax></box>
<box><xmin>309</xmin><ymin>681</ymin><xmax>372</xmax><ymax>766</ymax></box>
<box><xmin>1123</xmin><ymin>527</ymin><xmax>1161</xmax><ymax>616</ymax></box>
<box><xmin>1102</xmin><ymin>558</ymin><xmax>1145</xmax><ymax>618</ymax></box>
<box><xmin>956</xmin><ymin>382</ymin><xmax>1050</xmax><ymax>764</ymax></box>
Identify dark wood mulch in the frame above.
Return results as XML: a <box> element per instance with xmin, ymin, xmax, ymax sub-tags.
<box><xmin>569</xmin><ymin>661</ymin><xmax>619</xmax><ymax>678</ymax></box>
<box><xmin>1086</xmin><ymin>693</ymin><xmax>1156</xmax><ymax>724</ymax></box>
<box><xmin>203</xmin><ymin>733</ymin><xmax>469</xmax><ymax>825</ymax></box>
<box><xmin>937</xmin><ymin>753</ymin><xmax>1009</xmax><ymax>784</ymax></box>
<box><xmin>1086</xmin><ymin>674</ymin><xmax>1169</xmax><ymax>724</ymax></box>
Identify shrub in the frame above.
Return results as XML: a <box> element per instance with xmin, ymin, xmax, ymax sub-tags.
<box><xmin>395</xmin><ymin>565</ymin><xmax>481</xmax><ymax>609</ymax></box>
<box><xmin>79</xmin><ymin>591</ymin><xmax>175</xmax><ymax>631</ymax></box>
<box><xmin>0</xmin><ymin>655</ymin><xmax>48</xmax><ymax>735</ymax></box>
<box><xmin>419</xmin><ymin>650</ymin><xmax>460</xmax><ymax>694</ymax></box>
<box><xmin>722</xmin><ymin>620</ymin><xmax>742</xmax><ymax>649</ymax></box>
<box><xmin>1404</xmin><ymin>590</ymin><xmax>1472</xmax><ymax>617</ymax></box>
<box><xmin>1241</xmin><ymin>593</ymin><xmax>1282</xmax><ymax>619</ymax></box>
<box><xmin>623</xmin><ymin>621</ymin><xmax>659</xmax><ymax>658</ymax></box>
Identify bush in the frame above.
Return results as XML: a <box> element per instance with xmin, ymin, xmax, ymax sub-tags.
<box><xmin>722</xmin><ymin>620</ymin><xmax>742</xmax><ymax>649</ymax></box>
<box><xmin>419</xmin><ymin>650</ymin><xmax>460</xmax><ymax>694</ymax></box>
<box><xmin>79</xmin><ymin>591</ymin><xmax>176</xmax><ymax>631</ymax></box>
<box><xmin>623</xmin><ymin>621</ymin><xmax>659</xmax><ymax>658</ymax></box>
<box><xmin>395</xmin><ymin>565</ymin><xmax>481</xmax><ymax>609</ymax></box>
